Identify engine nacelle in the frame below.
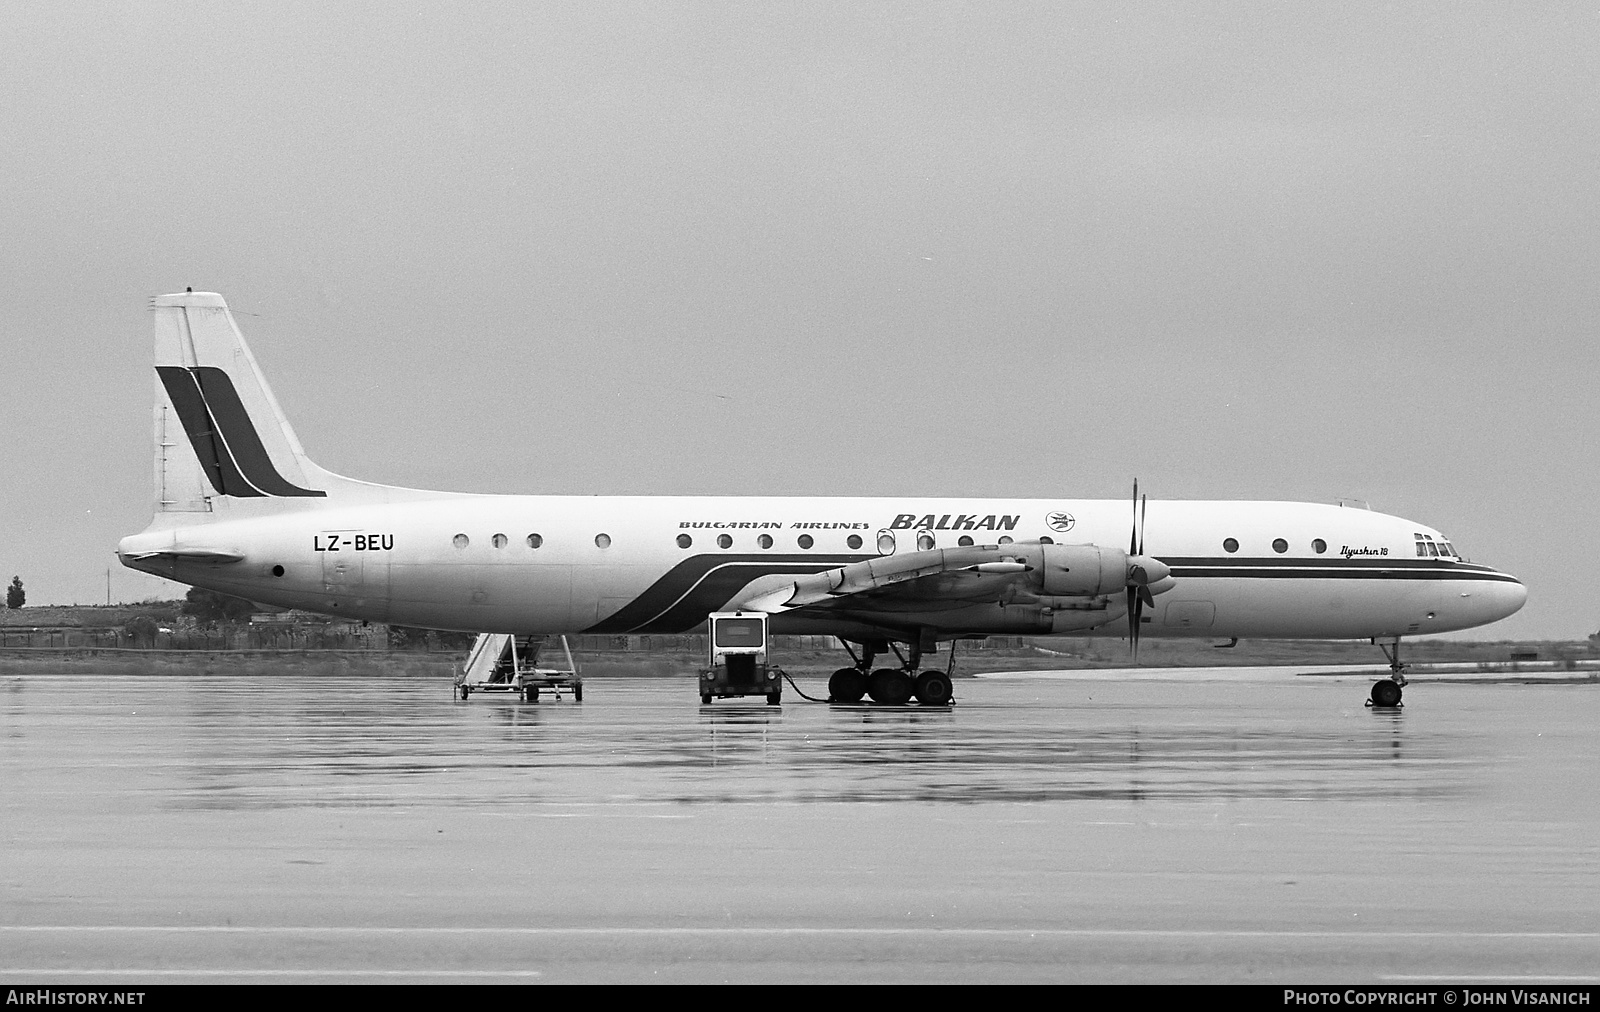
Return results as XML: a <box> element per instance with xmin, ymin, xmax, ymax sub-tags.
<box><xmin>1034</xmin><ymin>543</ymin><xmax>1130</xmax><ymax>597</ymax></box>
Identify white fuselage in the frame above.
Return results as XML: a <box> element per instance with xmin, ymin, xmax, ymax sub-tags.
<box><xmin>118</xmin><ymin>495</ymin><xmax>1527</xmax><ymax>641</ymax></box>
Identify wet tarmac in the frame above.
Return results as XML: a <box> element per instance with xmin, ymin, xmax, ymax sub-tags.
<box><xmin>2</xmin><ymin>668</ymin><xmax>1597</xmax><ymax>983</ymax></box>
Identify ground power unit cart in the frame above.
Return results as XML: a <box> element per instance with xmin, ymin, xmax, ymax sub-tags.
<box><xmin>700</xmin><ymin>611</ymin><xmax>783</xmax><ymax>705</ymax></box>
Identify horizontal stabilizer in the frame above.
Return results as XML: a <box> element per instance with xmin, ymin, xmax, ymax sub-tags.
<box><xmin>120</xmin><ymin>547</ymin><xmax>245</xmax><ymax>564</ymax></box>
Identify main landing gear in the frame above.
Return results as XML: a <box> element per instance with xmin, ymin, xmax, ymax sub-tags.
<box><xmin>1368</xmin><ymin>637</ymin><xmax>1408</xmax><ymax>708</ymax></box>
<box><xmin>827</xmin><ymin>638</ymin><xmax>954</xmax><ymax>707</ymax></box>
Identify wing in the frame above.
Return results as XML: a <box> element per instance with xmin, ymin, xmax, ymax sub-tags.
<box><xmin>734</xmin><ymin>541</ymin><xmax>1172</xmax><ymax>620</ymax></box>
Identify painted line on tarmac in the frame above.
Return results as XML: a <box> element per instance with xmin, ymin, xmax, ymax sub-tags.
<box><xmin>4</xmin><ymin>926</ymin><xmax>1597</xmax><ymax>939</ymax></box>
<box><xmin>0</xmin><ymin>969</ymin><xmax>542</xmax><ymax>978</ymax></box>
<box><xmin>1384</xmin><ymin>976</ymin><xmax>1600</xmax><ymax>983</ymax></box>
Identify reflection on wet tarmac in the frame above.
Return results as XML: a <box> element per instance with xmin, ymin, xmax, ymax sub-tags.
<box><xmin>3</xmin><ymin>673</ymin><xmax>1477</xmax><ymax>809</ymax></box>
<box><xmin>4</xmin><ymin>670</ymin><xmax>1597</xmax><ymax>983</ymax></box>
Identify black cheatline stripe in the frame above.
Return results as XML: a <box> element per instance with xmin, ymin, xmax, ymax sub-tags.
<box><xmin>1160</xmin><ymin>555</ymin><xmax>1502</xmax><ymax>573</ymax></box>
<box><xmin>586</xmin><ymin>554</ymin><xmax>858</xmax><ymax>634</ymax></box>
<box><xmin>641</xmin><ymin>563</ymin><xmax>847</xmax><ymax>633</ymax></box>
<box><xmin>157</xmin><ymin>366</ymin><xmax>263</xmax><ymax>497</ymax></box>
<box><xmin>1168</xmin><ymin>567</ymin><xmax>1522</xmax><ymax>584</ymax></box>
<box><xmin>191</xmin><ymin>367</ymin><xmax>326</xmax><ymax>497</ymax></box>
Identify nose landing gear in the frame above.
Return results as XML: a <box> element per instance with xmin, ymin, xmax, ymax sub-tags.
<box><xmin>1368</xmin><ymin>637</ymin><xmax>1407</xmax><ymax>708</ymax></box>
<box><xmin>1369</xmin><ymin>679</ymin><xmax>1403</xmax><ymax>707</ymax></box>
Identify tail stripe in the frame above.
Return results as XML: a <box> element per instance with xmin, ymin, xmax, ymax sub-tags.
<box><xmin>190</xmin><ymin>367</ymin><xmax>325</xmax><ymax>497</ymax></box>
<box><xmin>156</xmin><ymin>366</ymin><xmax>326</xmax><ymax>498</ymax></box>
<box><xmin>158</xmin><ymin>366</ymin><xmax>262</xmax><ymax>497</ymax></box>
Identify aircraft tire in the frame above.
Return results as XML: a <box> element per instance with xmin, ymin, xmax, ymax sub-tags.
<box><xmin>829</xmin><ymin>668</ymin><xmax>867</xmax><ymax>704</ymax></box>
<box><xmin>867</xmin><ymin>668</ymin><xmax>913</xmax><ymax>706</ymax></box>
<box><xmin>914</xmin><ymin>671</ymin><xmax>953</xmax><ymax>706</ymax></box>
<box><xmin>1370</xmin><ymin>680</ymin><xmax>1403</xmax><ymax>707</ymax></box>
<box><xmin>574</xmin><ymin>685</ymin><xmax>583</xmax><ymax>702</ymax></box>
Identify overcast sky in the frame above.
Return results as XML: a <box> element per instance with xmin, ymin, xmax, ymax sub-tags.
<box><xmin>1</xmin><ymin>2</ymin><xmax>1594</xmax><ymax>640</ymax></box>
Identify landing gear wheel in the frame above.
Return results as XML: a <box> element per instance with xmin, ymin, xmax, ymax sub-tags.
<box><xmin>867</xmin><ymin>668</ymin><xmax>914</xmax><ymax>706</ymax></box>
<box><xmin>701</xmin><ymin>693</ymin><xmax>713</xmax><ymax>705</ymax></box>
<box><xmin>574</xmin><ymin>684</ymin><xmax>583</xmax><ymax>702</ymax></box>
<box><xmin>1370</xmin><ymin>680</ymin><xmax>1403</xmax><ymax>707</ymax></box>
<box><xmin>913</xmin><ymin>670</ymin><xmax>953</xmax><ymax>706</ymax></box>
<box><xmin>767</xmin><ymin>690</ymin><xmax>781</xmax><ymax>705</ymax></box>
<box><xmin>829</xmin><ymin>668</ymin><xmax>868</xmax><ymax>704</ymax></box>
<box><xmin>459</xmin><ymin>685</ymin><xmax>470</xmax><ymax>700</ymax></box>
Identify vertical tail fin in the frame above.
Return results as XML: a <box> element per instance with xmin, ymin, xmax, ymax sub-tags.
<box><xmin>150</xmin><ymin>291</ymin><xmax>341</xmax><ymax>520</ymax></box>
<box><xmin>144</xmin><ymin>291</ymin><xmax>448</xmax><ymax>528</ymax></box>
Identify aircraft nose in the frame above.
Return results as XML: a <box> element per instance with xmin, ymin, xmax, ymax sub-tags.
<box><xmin>1483</xmin><ymin>575</ymin><xmax>1528</xmax><ymax>623</ymax></box>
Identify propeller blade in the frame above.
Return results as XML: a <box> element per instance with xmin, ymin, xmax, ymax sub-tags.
<box><xmin>1126</xmin><ymin>482</ymin><xmax>1152</xmax><ymax>662</ymax></box>
<box><xmin>1127</xmin><ymin>585</ymin><xmax>1143</xmax><ymax>662</ymax></box>
<box><xmin>1138</xmin><ymin>493</ymin><xmax>1147</xmax><ymax>556</ymax></box>
<box><xmin>1129</xmin><ymin>480</ymin><xmax>1139</xmax><ymax>555</ymax></box>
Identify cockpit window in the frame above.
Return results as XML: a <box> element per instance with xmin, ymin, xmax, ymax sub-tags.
<box><xmin>1414</xmin><ymin>534</ymin><xmax>1427</xmax><ymax>558</ymax></box>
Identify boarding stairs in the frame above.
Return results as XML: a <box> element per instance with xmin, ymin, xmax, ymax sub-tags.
<box><xmin>455</xmin><ymin>633</ymin><xmax>583</xmax><ymax>701</ymax></box>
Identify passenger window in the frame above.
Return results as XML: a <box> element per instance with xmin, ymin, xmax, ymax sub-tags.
<box><xmin>676</xmin><ymin>534</ymin><xmax>691</xmax><ymax>549</ymax></box>
<box><xmin>1223</xmin><ymin>538</ymin><xmax>1238</xmax><ymax>553</ymax></box>
<box><xmin>798</xmin><ymin>534</ymin><xmax>814</xmax><ymax>549</ymax></box>
<box><xmin>595</xmin><ymin>533</ymin><xmax>611</xmax><ymax>549</ymax></box>
<box><xmin>526</xmin><ymin>533</ymin><xmax>543</xmax><ymax>549</ymax></box>
<box><xmin>1039</xmin><ymin>536</ymin><xmax>1054</xmax><ymax>545</ymax></box>
<box><xmin>760</xmin><ymin>534</ymin><xmax>774</xmax><ymax>549</ymax></box>
<box><xmin>846</xmin><ymin>534</ymin><xmax>861</xmax><ymax>550</ymax></box>
<box><xmin>877</xmin><ymin>531</ymin><xmax>895</xmax><ymax>554</ymax></box>
<box><xmin>1272</xmin><ymin>538</ymin><xmax>1288</xmax><ymax>554</ymax></box>
<box><xmin>717</xmin><ymin>534</ymin><xmax>732</xmax><ymax>549</ymax></box>
<box><xmin>492</xmin><ymin>533</ymin><xmax>508</xmax><ymax>549</ymax></box>
<box><xmin>958</xmin><ymin>535</ymin><xmax>974</xmax><ymax>547</ymax></box>
<box><xmin>1312</xmin><ymin>539</ymin><xmax>1327</xmax><ymax>554</ymax></box>
<box><xmin>917</xmin><ymin>532</ymin><xmax>935</xmax><ymax>551</ymax></box>
<box><xmin>452</xmin><ymin>534</ymin><xmax>469</xmax><ymax>549</ymax></box>
<box><xmin>998</xmin><ymin>536</ymin><xmax>1013</xmax><ymax>545</ymax></box>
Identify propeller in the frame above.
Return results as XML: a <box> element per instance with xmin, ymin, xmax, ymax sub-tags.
<box><xmin>1126</xmin><ymin>481</ymin><xmax>1154</xmax><ymax>662</ymax></box>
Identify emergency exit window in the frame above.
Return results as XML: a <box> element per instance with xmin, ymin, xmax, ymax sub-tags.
<box><xmin>714</xmin><ymin>618</ymin><xmax>765</xmax><ymax>648</ymax></box>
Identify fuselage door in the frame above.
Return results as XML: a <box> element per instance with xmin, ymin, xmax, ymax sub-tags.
<box><xmin>316</xmin><ymin>530</ymin><xmax>392</xmax><ymax>609</ymax></box>
<box><xmin>1163</xmin><ymin>601</ymin><xmax>1216</xmax><ymax>629</ymax></box>
<box><xmin>320</xmin><ymin>532</ymin><xmax>362</xmax><ymax>596</ymax></box>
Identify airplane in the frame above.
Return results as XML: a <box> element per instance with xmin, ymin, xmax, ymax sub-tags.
<box><xmin>117</xmin><ymin>291</ymin><xmax>1527</xmax><ymax>708</ymax></box>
